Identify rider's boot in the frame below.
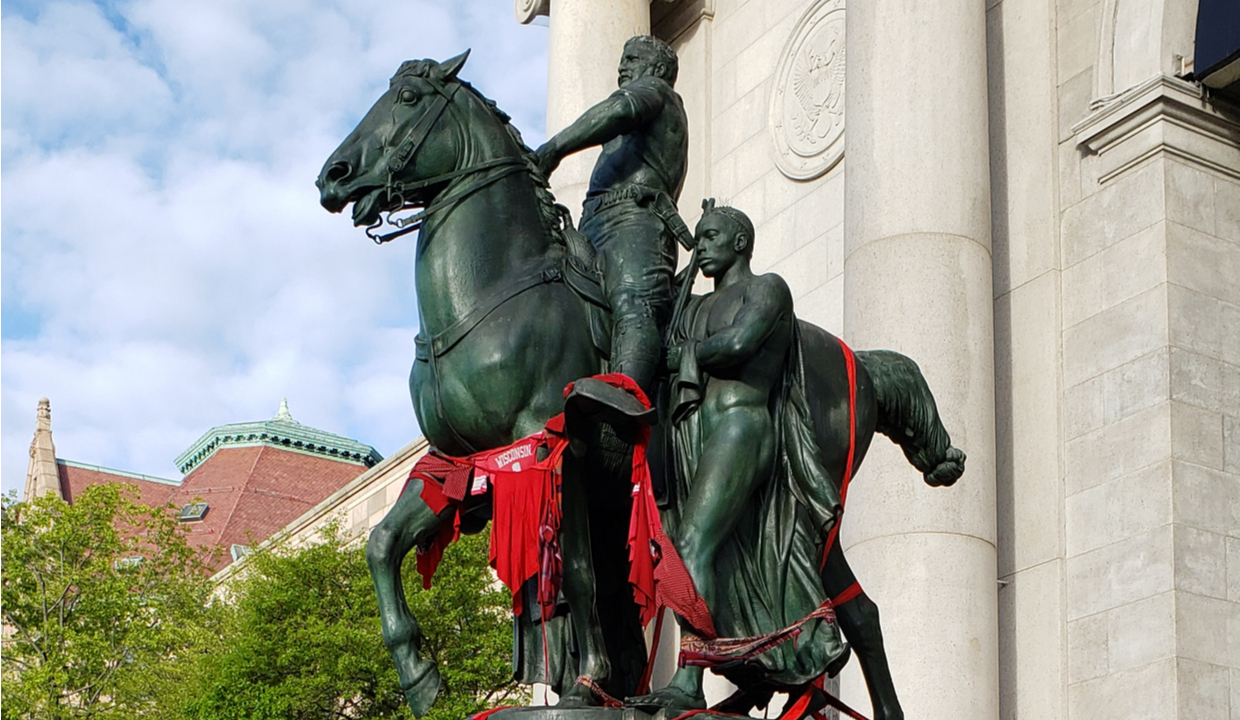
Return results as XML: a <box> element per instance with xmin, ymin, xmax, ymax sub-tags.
<box><xmin>555</xmin><ymin>645</ymin><xmax>613</xmax><ymax>708</ymax></box>
<box><xmin>564</xmin><ymin>375</ymin><xmax>657</xmax><ymax>429</ymax></box>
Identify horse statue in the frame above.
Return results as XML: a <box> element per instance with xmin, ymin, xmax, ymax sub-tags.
<box><xmin>316</xmin><ymin>51</ymin><xmax>964</xmax><ymax>720</ymax></box>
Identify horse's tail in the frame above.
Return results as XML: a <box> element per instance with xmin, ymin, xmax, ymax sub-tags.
<box><xmin>854</xmin><ymin>350</ymin><xmax>965</xmax><ymax>487</ymax></box>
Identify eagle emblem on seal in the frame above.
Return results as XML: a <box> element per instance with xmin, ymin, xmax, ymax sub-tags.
<box><xmin>790</xmin><ymin>25</ymin><xmax>846</xmax><ymax>147</ymax></box>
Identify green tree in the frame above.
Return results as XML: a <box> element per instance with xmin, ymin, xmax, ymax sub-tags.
<box><xmin>184</xmin><ymin>525</ymin><xmax>526</xmax><ymax>720</ymax></box>
<box><xmin>1</xmin><ymin>485</ymin><xmax>215</xmax><ymax>720</ymax></box>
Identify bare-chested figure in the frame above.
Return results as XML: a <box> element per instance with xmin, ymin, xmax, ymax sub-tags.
<box><xmin>670</xmin><ymin>207</ymin><xmax>793</xmax><ymax>607</ymax></box>
<box><xmin>631</xmin><ymin>204</ymin><xmax>846</xmax><ymax>713</ymax></box>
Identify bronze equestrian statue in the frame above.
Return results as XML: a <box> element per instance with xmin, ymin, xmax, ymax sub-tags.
<box><xmin>316</xmin><ymin>49</ymin><xmax>964</xmax><ymax>720</ymax></box>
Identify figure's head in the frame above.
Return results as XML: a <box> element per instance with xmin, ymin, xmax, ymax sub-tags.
<box><xmin>694</xmin><ymin>199</ymin><xmax>754</xmax><ymax>277</ymax></box>
<box><xmin>618</xmin><ymin>35</ymin><xmax>678</xmax><ymax>87</ymax></box>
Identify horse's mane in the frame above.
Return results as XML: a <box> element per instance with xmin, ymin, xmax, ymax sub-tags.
<box><xmin>394</xmin><ymin>60</ymin><xmax>567</xmax><ymax>247</ymax></box>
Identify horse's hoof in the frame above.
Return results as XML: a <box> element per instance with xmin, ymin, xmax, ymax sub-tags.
<box><xmin>712</xmin><ymin>686</ymin><xmax>774</xmax><ymax>716</ymax></box>
<box><xmin>925</xmin><ymin>446</ymin><xmax>965</xmax><ymax>487</ymax></box>
<box><xmin>401</xmin><ymin>659</ymin><xmax>442</xmax><ymax>717</ymax></box>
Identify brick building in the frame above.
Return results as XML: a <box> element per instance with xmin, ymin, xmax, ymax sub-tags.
<box><xmin>23</xmin><ymin>397</ymin><xmax>381</xmax><ymax>571</ymax></box>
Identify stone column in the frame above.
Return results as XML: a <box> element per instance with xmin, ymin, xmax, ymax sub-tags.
<box><xmin>545</xmin><ymin>0</ymin><xmax>650</xmax><ymax>218</ymax></box>
<box><xmin>841</xmin><ymin>1</ymin><xmax>998</xmax><ymax>719</ymax></box>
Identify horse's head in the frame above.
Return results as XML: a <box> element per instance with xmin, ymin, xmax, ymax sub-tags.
<box><xmin>317</xmin><ymin>51</ymin><xmax>478</xmax><ymax>228</ymax></box>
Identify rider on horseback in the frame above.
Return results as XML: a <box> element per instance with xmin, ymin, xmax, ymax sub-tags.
<box><xmin>534</xmin><ymin>35</ymin><xmax>688</xmax><ymax>396</ymax></box>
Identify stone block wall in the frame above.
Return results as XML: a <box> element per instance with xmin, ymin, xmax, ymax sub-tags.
<box><xmin>536</xmin><ymin>0</ymin><xmax>1236</xmax><ymax>717</ymax></box>
<box><xmin>987</xmin><ymin>0</ymin><xmax>1240</xmax><ymax>708</ymax></box>
<box><xmin>657</xmin><ymin>0</ymin><xmax>847</xmax><ymax>335</ymax></box>
<box><xmin>1057</xmin><ymin>157</ymin><xmax>1239</xmax><ymax>720</ymax></box>
<box><xmin>986</xmin><ymin>0</ymin><xmax>1066</xmax><ymax>715</ymax></box>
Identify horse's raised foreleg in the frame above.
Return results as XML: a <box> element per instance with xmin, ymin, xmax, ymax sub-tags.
<box><xmin>366</xmin><ymin>479</ymin><xmax>450</xmax><ymax>717</ymax></box>
<box><xmin>821</xmin><ymin>540</ymin><xmax>903</xmax><ymax>720</ymax></box>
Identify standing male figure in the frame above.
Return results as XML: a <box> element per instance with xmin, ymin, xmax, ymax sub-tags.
<box><xmin>535</xmin><ymin>35</ymin><xmax>688</xmax><ymax>395</ymax></box>
<box><xmin>631</xmin><ymin>203</ymin><xmax>846</xmax><ymax>713</ymax></box>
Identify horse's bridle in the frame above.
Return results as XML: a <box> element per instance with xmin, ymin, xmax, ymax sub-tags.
<box><xmin>365</xmin><ymin>72</ymin><xmax>528</xmax><ymax>246</ymax></box>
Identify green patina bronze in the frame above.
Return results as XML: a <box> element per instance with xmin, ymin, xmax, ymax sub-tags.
<box><xmin>534</xmin><ymin>35</ymin><xmax>688</xmax><ymax>397</ymax></box>
<box><xmin>317</xmin><ymin>43</ymin><xmax>965</xmax><ymax>720</ymax></box>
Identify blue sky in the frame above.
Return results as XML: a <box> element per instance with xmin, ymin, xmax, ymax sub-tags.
<box><xmin>2</xmin><ymin>0</ymin><xmax>549</xmax><ymax>492</ymax></box>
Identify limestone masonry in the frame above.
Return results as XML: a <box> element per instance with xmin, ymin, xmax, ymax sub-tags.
<box><xmin>514</xmin><ymin>1</ymin><xmax>1238</xmax><ymax>718</ymax></box>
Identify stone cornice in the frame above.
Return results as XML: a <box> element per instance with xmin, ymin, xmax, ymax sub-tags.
<box><xmin>1073</xmin><ymin>74</ymin><xmax>1240</xmax><ymax>185</ymax></box>
<box><xmin>652</xmin><ymin>0</ymin><xmax>713</xmax><ymax>42</ymax></box>
<box><xmin>175</xmin><ymin>418</ymin><xmax>382</xmax><ymax>475</ymax></box>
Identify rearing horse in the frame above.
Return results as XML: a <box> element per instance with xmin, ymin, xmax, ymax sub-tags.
<box><xmin>317</xmin><ymin>52</ymin><xmax>964</xmax><ymax>720</ymax></box>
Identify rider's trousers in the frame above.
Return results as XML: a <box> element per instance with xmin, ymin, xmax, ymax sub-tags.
<box><xmin>580</xmin><ymin>189</ymin><xmax>677</xmax><ymax>396</ymax></box>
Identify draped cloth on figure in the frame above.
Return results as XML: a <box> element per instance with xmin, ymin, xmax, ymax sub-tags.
<box><xmin>666</xmin><ymin>297</ymin><xmax>848</xmax><ymax>689</ymax></box>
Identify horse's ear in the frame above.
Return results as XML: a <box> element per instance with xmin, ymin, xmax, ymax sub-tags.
<box><xmin>436</xmin><ymin>49</ymin><xmax>471</xmax><ymax>82</ymax></box>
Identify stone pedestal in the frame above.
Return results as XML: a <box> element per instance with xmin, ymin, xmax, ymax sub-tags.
<box><xmin>483</xmin><ymin>706</ymin><xmax>736</xmax><ymax>720</ymax></box>
<box><xmin>842</xmin><ymin>0</ymin><xmax>999</xmax><ymax>718</ymax></box>
<box><xmin>546</xmin><ymin>0</ymin><xmax>650</xmax><ymax>220</ymax></box>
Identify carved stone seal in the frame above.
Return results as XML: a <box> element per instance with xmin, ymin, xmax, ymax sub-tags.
<box><xmin>769</xmin><ymin>0</ymin><xmax>846</xmax><ymax>181</ymax></box>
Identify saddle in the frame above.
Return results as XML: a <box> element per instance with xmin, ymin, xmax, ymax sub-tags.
<box><xmin>560</xmin><ymin>220</ymin><xmax>613</xmax><ymax>362</ymax></box>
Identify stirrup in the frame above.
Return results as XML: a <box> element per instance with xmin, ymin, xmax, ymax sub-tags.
<box><xmin>565</xmin><ymin>376</ymin><xmax>657</xmax><ymax>428</ymax></box>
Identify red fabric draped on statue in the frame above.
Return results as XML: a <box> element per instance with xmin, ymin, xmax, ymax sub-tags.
<box><xmin>406</xmin><ymin>373</ymin><xmax>713</xmax><ymax>638</ymax></box>
<box><xmin>411</xmin><ymin>431</ymin><xmax>568</xmax><ymax>618</ymax></box>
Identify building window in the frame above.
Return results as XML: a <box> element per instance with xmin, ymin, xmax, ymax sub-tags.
<box><xmin>230</xmin><ymin>544</ymin><xmax>252</xmax><ymax>562</ymax></box>
<box><xmin>178</xmin><ymin>502</ymin><xmax>209</xmax><ymax>521</ymax></box>
<box><xmin>114</xmin><ymin>555</ymin><xmax>144</xmax><ymax>569</ymax></box>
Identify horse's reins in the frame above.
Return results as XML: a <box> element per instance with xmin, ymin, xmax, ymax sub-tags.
<box><xmin>365</xmin><ymin>157</ymin><xmax>527</xmax><ymax>246</ymax></box>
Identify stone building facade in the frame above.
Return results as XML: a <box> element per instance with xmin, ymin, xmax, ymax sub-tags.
<box><xmin>513</xmin><ymin>1</ymin><xmax>1240</xmax><ymax>718</ymax></box>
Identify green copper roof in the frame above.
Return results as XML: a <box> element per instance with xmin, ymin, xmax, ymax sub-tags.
<box><xmin>174</xmin><ymin>399</ymin><xmax>383</xmax><ymax>475</ymax></box>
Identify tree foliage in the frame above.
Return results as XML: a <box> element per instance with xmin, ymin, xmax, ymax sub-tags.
<box><xmin>183</xmin><ymin>525</ymin><xmax>527</xmax><ymax>720</ymax></box>
<box><xmin>2</xmin><ymin>485</ymin><xmax>525</xmax><ymax>720</ymax></box>
<box><xmin>1</xmin><ymin>485</ymin><xmax>215</xmax><ymax>720</ymax></box>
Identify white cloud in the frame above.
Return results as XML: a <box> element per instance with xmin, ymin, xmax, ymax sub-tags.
<box><xmin>2</xmin><ymin>0</ymin><xmax>549</xmax><ymax>491</ymax></box>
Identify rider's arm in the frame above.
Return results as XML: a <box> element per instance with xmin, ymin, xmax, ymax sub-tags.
<box><xmin>535</xmin><ymin>80</ymin><xmax>663</xmax><ymax>173</ymax></box>
<box><xmin>696</xmin><ymin>276</ymin><xmax>793</xmax><ymax>373</ymax></box>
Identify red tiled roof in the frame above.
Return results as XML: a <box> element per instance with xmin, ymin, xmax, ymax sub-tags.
<box><xmin>56</xmin><ymin>446</ymin><xmax>368</xmax><ymax>572</ymax></box>
<box><xmin>58</xmin><ymin>462</ymin><xmax>179</xmax><ymax>509</ymax></box>
<box><xmin>168</xmin><ymin>446</ymin><xmax>369</xmax><ymax>571</ymax></box>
